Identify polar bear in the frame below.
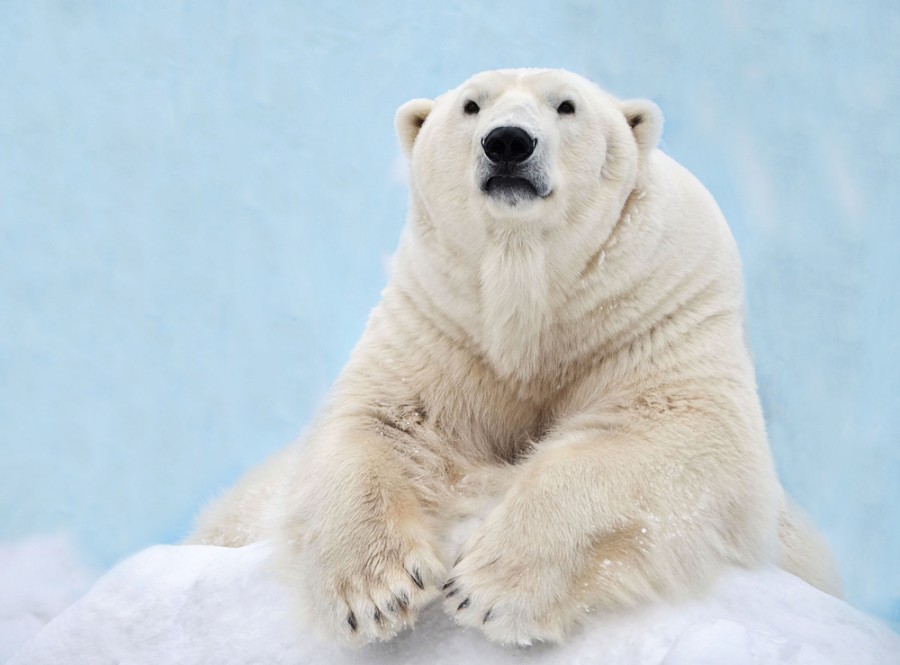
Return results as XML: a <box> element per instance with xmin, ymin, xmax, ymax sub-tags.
<box><xmin>189</xmin><ymin>68</ymin><xmax>840</xmax><ymax>647</ymax></box>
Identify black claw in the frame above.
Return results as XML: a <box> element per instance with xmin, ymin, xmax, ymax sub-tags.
<box><xmin>410</xmin><ymin>568</ymin><xmax>425</xmax><ymax>590</ymax></box>
<box><xmin>442</xmin><ymin>578</ymin><xmax>455</xmax><ymax>591</ymax></box>
<box><xmin>347</xmin><ymin>612</ymin><xmax>357</xmax><ymax>632</ymax></box>
<box><xmin>445</xmin><ymin>587</ymin><xmax>459</xmax><ymax>598</ymax></box>
<box><xmin>373</xmin><ymin>608</ymin><xmax>382</xmax><ymax>624</ymax></box>
<box><xmin>396</xmin><ymin>592</ymin><xmax>409</xmax><ymax>610</ymax></box>
<box><xmin>454</xmin><ymin>554</ymin><xmax>464</xmax><ymax>567</ymax></box>
<box><xmin>457</xmin><ymin>597</ymin><xmax>470</xmax><ymax>611</ymax></box>
<box><xmin>483</xmin><ymin>609</ymin><xmax>493</xmax><ymax>624</ymax></box>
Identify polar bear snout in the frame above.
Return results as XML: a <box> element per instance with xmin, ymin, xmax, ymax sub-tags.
<box><xmin>478</xmin><ymin>125</ymin><xmax>550</xmax><ymax>205</ymax></box>
<box><xmin>482</xmin><ymin>126</ymin><xmax>537</xmax><ymax>165</ymax></box>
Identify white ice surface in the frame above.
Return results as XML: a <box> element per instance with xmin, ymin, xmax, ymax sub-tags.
<box><xmin>0</xmin><ymin>535</ymin><xmax>97</xmax><ymax>662</ymax></box>
<box><xmin>7</xmin><ymin>541</ymin><xmax>900</xmax><ymax>665</ymax></box>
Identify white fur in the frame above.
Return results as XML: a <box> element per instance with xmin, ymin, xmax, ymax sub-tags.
<box><xmin>189</xmin><ymin>69</ymin><xmax>840</xmax><ymax>647</ymax></box>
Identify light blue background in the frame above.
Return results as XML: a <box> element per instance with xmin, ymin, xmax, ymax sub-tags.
<box><xmin>1</xmin><ymin>1</ymin><xmax>897</xmax><ymax>629</ymax></box>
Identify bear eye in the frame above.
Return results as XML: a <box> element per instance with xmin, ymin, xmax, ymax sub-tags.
<box><xmin>464</xmin><ymin>100</ymin><xmax>480</xmax><ymax>115</ymax></box>
<box><xmin>557</xmin><ymin>100</ymin><xmax>576</xmax><ymax>115</ymax></box>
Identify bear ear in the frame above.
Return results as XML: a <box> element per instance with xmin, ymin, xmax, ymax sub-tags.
<box><xmin>621</xmin><ymin>99</ymin><xmax>663</xmax><ymax>156</ymax></box>
<box><xmin>395</xmin><ymin>98</ymin><xmax>434</xmax><ymax>158</ymax></box>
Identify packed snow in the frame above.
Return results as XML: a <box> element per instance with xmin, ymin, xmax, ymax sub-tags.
<box><xmin>0</xmin><ymin>536</ymin><xmax>96</xmax><ymax>662</ymax></box>
<box><xmin>5</xmin><ymin>538</ymin><xmax>899</xmax><ymax>665</ymax></box>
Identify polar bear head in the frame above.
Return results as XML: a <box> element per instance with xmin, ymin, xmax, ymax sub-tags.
<box><xmin>396</xmin><ymin>69</ymin><xmax>662</xmax><ymax>235</ymax></box>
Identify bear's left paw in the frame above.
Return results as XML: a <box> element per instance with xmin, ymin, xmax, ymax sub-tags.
<box><xmin>442</xmin><ymin>525</ymin><xmax>586</xmax><ymax>646</ymax></box>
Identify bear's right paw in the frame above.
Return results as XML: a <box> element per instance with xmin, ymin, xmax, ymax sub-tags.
<box><xmin>283</xmin><ymin>522</ymin><xmax>446</xmax><ymax>645</ymax></box>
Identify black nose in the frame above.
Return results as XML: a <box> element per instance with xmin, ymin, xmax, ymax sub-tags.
<box><xmin>481</xmin><ymin>126</ymin><xmax>536</xmax><ymax>164</ymax></box>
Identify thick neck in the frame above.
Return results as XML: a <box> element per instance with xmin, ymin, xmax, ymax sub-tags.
<box><xmin>394</xmin><ymin>177</ymin><xmax>646</xmax><ymax>384</ymax></box>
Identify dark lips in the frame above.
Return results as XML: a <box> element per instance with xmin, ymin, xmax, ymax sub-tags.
<box><xmin>483</xmin><ymin>176</ymin><xmax>539</xmax><ymax>198</ymax></box>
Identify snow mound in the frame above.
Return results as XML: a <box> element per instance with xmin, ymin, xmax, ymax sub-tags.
<box><xmin>0</xmin><ymin>535</ymin><xmax>97</xmax><ymax>662</ymax></box>
<box><xmin>9</xmin><ymin>542</ymin><xmax>899</xmax><ymax>665</ymax></box>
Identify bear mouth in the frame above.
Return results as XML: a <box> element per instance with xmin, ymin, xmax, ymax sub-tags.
<box><xmin>481</xmin><ymin>175</ymin><xmax>549</xmax><ymax>206</ymax></box>
<box><xmin>477</xmin><ymin>155</ymin><xmax>551</xmax><ymax>206</ymax></box>
<box><xmin>483</xmin><ymin>175</ymin><xmax>538</xmax><ymax>198</ymax></box>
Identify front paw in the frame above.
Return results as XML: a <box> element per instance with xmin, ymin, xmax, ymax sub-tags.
<box><xmin>442</xmin><ymin>520</ymin><xmax>583</xmax><ymax>646</ymax></box>
<box><xmin>286</xmin><ymin>519</ymin><xmax>446</xmax><ymax>645</ymax></box>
